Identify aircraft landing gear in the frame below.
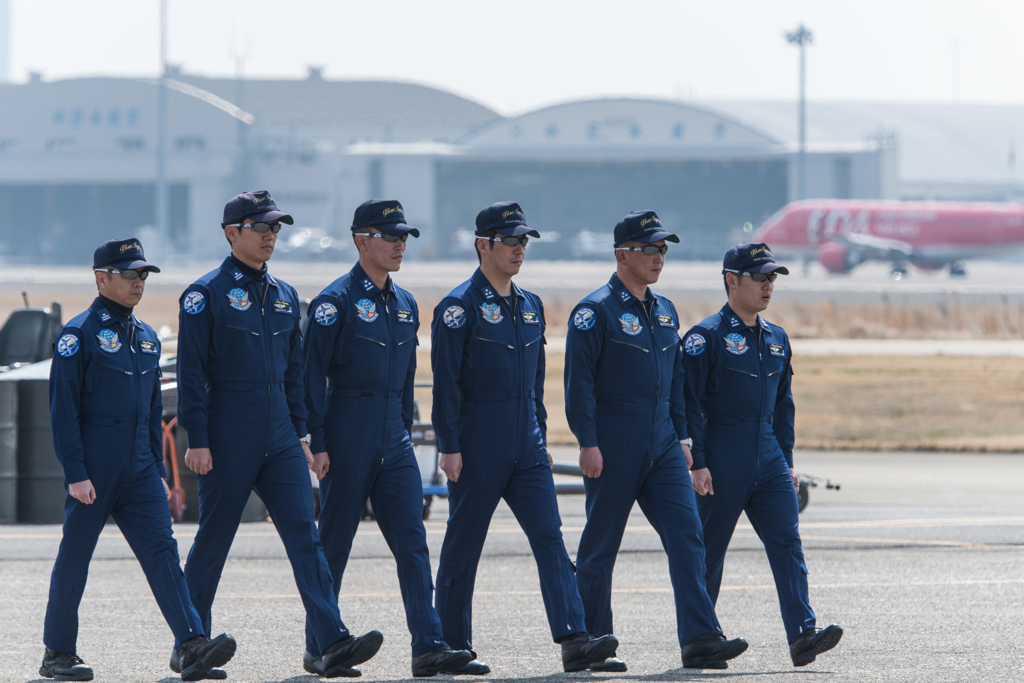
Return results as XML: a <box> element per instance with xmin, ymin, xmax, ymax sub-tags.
<box><xmin>949</xmin><ymin>261</ymin><xmax>967</xmax><ymax>277</ymax></box>
<box><xmin>890</xmin><ymin>263</ymin><xmax>909</xmax><ymax>280</ymax></box>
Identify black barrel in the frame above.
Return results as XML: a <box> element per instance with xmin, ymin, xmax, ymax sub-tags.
<box><xmin>16</xmin><ymin>376</ymin><xmax>66</xmax><ymax>524</ymax></box>
<box><xmin>0</xmin><ymin>380</ymin><xmax>17</xmax><ymax>524</ymax></box>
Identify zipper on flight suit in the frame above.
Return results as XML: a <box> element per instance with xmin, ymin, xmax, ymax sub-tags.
<box><xmin>383</xmin><ymin>289</ymin><xmax>392</xmax><ymax>467</ymax></box>
<box><xmin>512</xmin><ymin>295</ymin><xmax>521</xmax><ymax>464</ymax></box>
<box><xmin>638</xmin><ymin>298</ymin><xmax>659</xmax><ymax>468</ymax></box>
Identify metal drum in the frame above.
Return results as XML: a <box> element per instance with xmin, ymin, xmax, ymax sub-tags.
<box><xmin>0</xmin><ymin>380</ymin><xmax>17</xmax><ymax>524</ymax></box>
<box><xmin>15</xmin><ymin>375</ymin><xmax>66</xmax><ymax>524</ymax></box>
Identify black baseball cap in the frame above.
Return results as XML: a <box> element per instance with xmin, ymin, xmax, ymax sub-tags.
<box><xmin>222</xmin><ymin>190</ymin><xmax>294</xmax><ymax>228</ymax></box>
<box><xmin>351</xmin><ymin>199</ymin><xmax>420</xmax><ymax>237</ymax></box>
<box><xmin>93</xmin><ymin>238</ymin><xmax>160</xmax><ymax>272</ymax></box>
<box><xmin>723</xmin><ymin>242</ymin><xmax>790</xmax><ymax>275</ymax></box>
<box><xmin>613</xmin><ymin>210</ymin><xmax>680</xmax><ymax>247</ymax></box>
<box><xmin>475</xmin><ymin>201</ymin><xmax>540</xmax><ymax>238</ymax></box>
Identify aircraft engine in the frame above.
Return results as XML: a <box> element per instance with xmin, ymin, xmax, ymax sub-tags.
<box><xmin>818</xmin><ymin>243</ymin><xmax>854</xmax><ymax>274</ymax></box>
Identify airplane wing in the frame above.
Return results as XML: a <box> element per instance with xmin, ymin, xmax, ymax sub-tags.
<box><xmin>842</xmin><ymin>232</ymin><xmax>914</xmax><ymax>258</ymax></box>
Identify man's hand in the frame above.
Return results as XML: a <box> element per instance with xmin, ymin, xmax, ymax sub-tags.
<box><xmin>579</xmin><ymin>446</ymin><xmax>603</xmax><ymax>478</ymax></box>
<box><xmin>312</xmin><ymin>451</ymin><xmax>330</xmax><ymax>480</ymax></box>
<box><xmin>691</xmin><ymin>468</ymin><xmax>714</xmax><ymax>496</ymax></box>
<box><xmin>69</xmin><ymin>479</ymin><xmax>96</xmax><ymax>505</ymax></box>
<box><xmin>162</xmin><ymin>479</ymin><xmax>171</xmax><ymax>500</ymax></box>
<box><xmin>681</xmin><ymin>442</ymin><xmax>693</xmax><ymax>469</ymax></box>
<box><xmin>185</xmin><ymin>447</ymin><xmax>213</xmax><ymax>475</ymax></box>
<box><xmin>440</xmin><ymin>453</ymin><xmax>462</xmax><ymax>482</ymax></box>
<box><xmin>301</xmin><ymin>441</ymin><xmax>314</xmax><ymax>470</ymax></box>
<box><xmin>790</xmin><ymin>468</ymin><xmax>799</xmax><ymax>492</ymax></box>
<box><xmin>547</xmin><ymin>449</ymin><xmax>553</xmax><ymax>468</ymax></box>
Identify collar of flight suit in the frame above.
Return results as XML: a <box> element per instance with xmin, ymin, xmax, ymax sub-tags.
<box><xmin>607</xmin><ymin>272</ymin><xmax>653</xmax><ymax>309</ymax></box>
<box><xmin>470</xmin><ymin>267</ymin><xmax>525</xmax><ymax>303</ymax></box>
<box><xmin>350</xmin><ymin>261</ymin><xmax>396</xmax><ymax>298</ymax></box>
<box><xmin>719</xmin><ymin>302</ymin><xmax>771</xmax><ymax>333</ymax></box>
<box><xmin>219</xmin><ymin>255</ymin><xmax>279</xmax><ymax>289</ymax></box>
<box><xmin>89</xmin><ymin>297</ymin><xmax>141</xmax><ymax>330</ymax></box>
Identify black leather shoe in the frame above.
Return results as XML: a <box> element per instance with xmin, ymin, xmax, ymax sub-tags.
<box><xmin>179</xmin><ymin>634</ymin><xmax>237</xmax><ymax>682</ymax></box>
<box><xmin>322</xmin><ymin>631</ymin><xmax>384</xmax><ymax>678</ymax></box>
<box><xmin>560</xmin><ymin>633</ymin><xmax>619</xmax><ymax>673</ymax></box>
<box><xmin>790</xmin><ymin>624</ymin><xmax>843</xmax><ymax>667</ymax></box>
<box><xmin>303</xmin><ymin>650</ymin><xmax>326</xmax><ymax>676</ymax></box>
<box><xmin>448</xmin><ymin>650</ymin><xmax>491</xmax><ymax>675</ymax></box>
<box><xmin>681</xmin><ymin>632</ymin><xmax>748</xmax><ymax>669</ymax></box>
<box><xmin>39</xmin><ymin>648</ymin><xmax>94</xmax><ymax>681</ymax></box>
<box><xmin>171</xmin><ymin>646</ymin><xmax>228</xmax><ymax>679</ymax></box>
<box><xmin>590</xmin><ymin>657</ymin><xmax>627</xmax><ymax>673</ymax></box>
<box><xmin>412</xmin><ymin>645</ymin><xmax>474</xmax><ymax>677</ymax></box>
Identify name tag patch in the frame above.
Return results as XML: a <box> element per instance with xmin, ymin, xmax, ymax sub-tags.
<box><xmin>396</xmin><ymin>309</ymin><xmax>414</xmax><ymax>324</ymax></box>
<box><xmin>769</xmin><ymin>344</ymin><xmax>786</xmax><ymax>357</ymax></box>
<box><xmin>657</xmin><ymin>314</ymin><xmax>675</xmax><ymax>328</ymax></box>
<box><xmin>522</xmin><ymin>310</ymin><xmax>539</xmax><ymax>324</ymax></box>
<box><xmin>139</xmin><ymin>339</ymin><xmax>158</xmax><ymax>354</ymax></box>
<box><xmin>273</xmin><ymin>300</ymin><xmax>293</xmax><ymax>314</ymax></box>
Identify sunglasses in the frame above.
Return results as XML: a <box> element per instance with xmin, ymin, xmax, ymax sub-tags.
<box><xmin>232</xmin><ymin>222</ymin><xmax>282</xmax><ymax>234</ymax></box>
<box><xmin>358</xmin><ymin>232</ymin><xmax>409</xmax><ymax>243</ymax></box>
<box><xmin>94</xmin><ymin>268</ymin><xmax>150</xmax><ymax>281</ymax></box>
<box><xmin>484</xmin><ymin>236</ymin><xmax>530</xmax><ymax>247</ymax></box>
<box><xmin>723</xmin><ymin>269</ymin><xmax>778</xmax><ymax>283</ymax></box>
<box><xmin>616</xmin><ymin>244</ymin><xmax>669</xmax><ymax>256</ymax></box>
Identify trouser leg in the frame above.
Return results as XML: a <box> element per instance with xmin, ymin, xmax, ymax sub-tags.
<box><xmin>370</xmin><ymin>438</ymin><xmax>446</xmax><ymax>656</ymax></box>
<box><xmin>503</xmin><ymin>458</ymin><xmax>586</xmax><ymax>641</ymax></box>
<box><xmin>257</xmin><ymin>443</ymin><xmax>348</xmax><ymax>657</ymax></box>
<box><xmin>113</xmin><ymin>458</ymin><xmax>204</xmax><ymax>648</ymax></box>
<box><xmin>636</xmin><ymin>445</ymin><xmax>721</xmax><ymax>647</ymax></box>
<box><xmin>745</xmin><ymin>458</ymin><xmax>816</xmax><ymax>642</ymax></box>
<box><xmin>696</xmin><ymin>458</ymin><xmax>753</xmax><ymax>605</ymax></box>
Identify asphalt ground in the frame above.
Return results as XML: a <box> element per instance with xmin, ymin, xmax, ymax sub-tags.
<box><xmin>3</xmin><ymin>450</ymin><xmax>1024</xmax><ymax>682</ymax></box>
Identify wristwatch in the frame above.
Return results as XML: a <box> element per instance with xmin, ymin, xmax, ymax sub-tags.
<box><xmin>299</xmin><ymin>434</ymin><xmax>312</xmax><ymax>444</ymax></box>
<box><xmin>680</xmin><ymin>438</ymin><xmax>693</xmax><ymax>447</ymax></box>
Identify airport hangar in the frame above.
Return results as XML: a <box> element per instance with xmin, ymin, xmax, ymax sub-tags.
<box><xmin>2</xmin><ymin>70</ymin><xmax>1019</xmax><ymax>265</ymax></box>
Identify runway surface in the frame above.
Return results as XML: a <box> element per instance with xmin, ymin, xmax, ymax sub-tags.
<box><xmin>2</xmin><ymin>449</ymin><xmax>1023</xmax><ymax>682</ymax></box>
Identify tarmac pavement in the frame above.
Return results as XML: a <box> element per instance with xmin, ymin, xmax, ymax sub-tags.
<box><xmin>2</xmin><ymin>449</ymin><xmax>1023</xmax><ymax>682</ymax></box>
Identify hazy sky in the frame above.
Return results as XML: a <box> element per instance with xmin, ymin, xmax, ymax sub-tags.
<box><xmin>7</xmin><ymin>0</ymin><xmax>1024</xmax><ymax>114</ymax></box>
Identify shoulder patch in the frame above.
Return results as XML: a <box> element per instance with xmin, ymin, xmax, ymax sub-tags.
<box><xmin>182</xmin><ymin>291</ymin><xmax>205</xmax><ymax>315</ymax></box>
<box><xmin>57</xmin><ymin>333</ymin><xmax>80</xmax><ymax>358</ymax></box>
<box><xmin>314</xmin><ymin>302</ymin><xmax>339</xmax><ymax>326</ymax></box>
<box><xmin>573</xmin><ymin>307</ymin><xmax>596</xmax><ymax>331</ymax></box>
<box><xmin>443</xmin><ymin>305</ymin><xmax>466</xmax><ymax>329</ymax></box>
<box><xmin>684</xmin><ymin>333</ymin><xmax>706</xmax><ymax>357</ymax></box>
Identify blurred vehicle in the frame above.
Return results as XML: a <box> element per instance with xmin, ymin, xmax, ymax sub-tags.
<box><xmin>756</xmin><ymin>200</ymin><xmax>1024</xmax><ymax>278</ymax></box>
<box><xmin>0</xmin><ymin>293</ymin><xmax>62</xmax><ymax>372</ymax></box>
<box><xmin>274</xmin><ymin>227</ymin><xmax>354</xmax><ymax>261</ymax></box>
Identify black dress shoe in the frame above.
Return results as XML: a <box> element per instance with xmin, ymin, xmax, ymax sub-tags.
<box><xmin>448</xmin><ymin>650</ymin><xmax>491</xmax><ymax>675</ymax></box>
<box><xmin>560</xmin><ymin>633</ymin><xmax>619</xmax><ymax>673</ymax></box>
<box><xmin>179</xmin><ymin>634</ymin><xmax>237</xmax><ymax>682</ymax></box>
<box><xmin>680</xmin><ymin>632</ymin><xmax>748</xmax><ymax>669</ymax></box>
<box><xmin>589</xmin><ymin>657</ymin><xmax>627</xmax><ymax>673</ymax></box>
<box><xmin>412</xmin><ymin>645</ymin><xmax>474</xmax><ymax>677</ymax></box>
<box><xmin>322</xmin><ymin>631</ymin><xmax>384</xmax><ymax>678</ymax></box>
<box><xmin>171</xmin><ymin>646</ymin><xmax>228</xmax><ymax>679</ymax></box>
<box><xmin>790</xmin><ymin>624</ymin><xmax>843</xmax><ymax>667</ymax></box>
<box><xmin>303</xmin><ymin>650</ymin><xmax>325</xmax><ymax>676</ymax></box>
<box><xmin>39</xmin><ymin>648</ymin><xmax>94</xmax><ymax>681</ymax></box>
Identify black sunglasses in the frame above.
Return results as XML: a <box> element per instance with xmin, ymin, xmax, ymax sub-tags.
<box><xmin>94</xmin><ymin>268</ymin><xmax>150</xmax><ymax>281</ymax></box>
<box><xmin>616</xmin><ymin>244</ymin><xmax>669</xmax><ymax>256</ymax></box>
<box><xmin>723</xmin><ymin>268</ymin><xmax>778</xmax><ymax>283</ymax></box>
<box><xmin>485</xmin><ymin>236</ymin><xmax>530</xmax><ymax>247</ymax></box>
<box><xmin>233</xmin><ymin>222</ymin><xmax>282</xmax><ymax>234</ymax></box>
<box><xmin>358</xmin><ymin>232</ymin><xmax>409</xmax><ymax>243</ymax></box>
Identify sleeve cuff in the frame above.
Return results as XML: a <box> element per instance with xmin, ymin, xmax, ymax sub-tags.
<box><xmin>155</xmin><ymin>460</ymin><xmax>168</xmax><ymax>479</ymax></box>
<box><xmin>63</xmin><ymin>462</ymin><xmax>89</xmax><ymax>485</ymax></box>
<box><xmin>438</xmin><ymin>436</ymin><xmax>461</xmax><ymax>454</ymax></box>
<box><xmin>577</xmin><ymin>431</ymin><xmax>598</xmax><ymax>449</ymax></box>
<box><xmin>785</xmin><ymin>453</ymin><xmax>794</xmax><ymax>469</ymax></box>
<box><xmin>185</xmin><ymin>430</ymin><xmax>209</xmax><ymax>450</ymax></box>
<box><xmin>690</xmin><ymin>453</ymin><xmax>707</xmax><ymax>471</ymax></box>
<box><xmin>292</xmin><ymin>418</ymin><xmax>308</xmax><ymax>441</ymax></box>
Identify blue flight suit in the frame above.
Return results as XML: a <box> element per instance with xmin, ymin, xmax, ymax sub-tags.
<box><xmin>302</xmin><ymin>262</ymin><xmax>445</xmax><ymax>657</ymax></box>
<box><xmin>176</xmin><ymin>256</ymin><xmax>348</xmax><ymax>655</ymax></box>
<box><xmin>45</xmin><ymin>298</ymin><xmax>205</xmax><ymax>653</ymax></box>
<box><xmin>564</xmin><ymin>274</ymin><xmax>722</xmax><ymax>649</ymax></box>
<box><xmin>431</xmin><ymin>268</ymin><xmax>586</xmax><ymax>650</ymax></box>
<box><xmin>682</xmin><ymin>303</ymin><xmax>815</xmax><ymax>642</ymax></box>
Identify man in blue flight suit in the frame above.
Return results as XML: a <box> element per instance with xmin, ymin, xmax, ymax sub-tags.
<box><xmin>177</xmin><ymin>191</ymin><xmax>383</xmax><ymax>679</ymax></box>
<box><xmin>42</xmin><ymin>238</ymin><xmax>236</xmax><ymax>682</ymax></box>
<box><xmin>303</xmin><ymin>199</ymin><xmax>472</xmax><ymax>678</ymax></box>
<box><xmin>564</xmin><ymin>211</ymin><xmax>749</xmax><ymax>671</ymax></box>
<box><xmin>682</xmin><ymin>243</ymin><xmax>843</xmax><ymax>667</ymax></box>
<box><xmin>432</xmin><ymin>201</ymin><xmax>618</xmax><ymax>674</ymax></box>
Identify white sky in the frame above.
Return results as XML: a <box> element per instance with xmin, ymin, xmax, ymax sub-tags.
<box><xmin>7</xmin><ymin>0</ymin><xmax>1024</xmax><ymax>115</ymax></box>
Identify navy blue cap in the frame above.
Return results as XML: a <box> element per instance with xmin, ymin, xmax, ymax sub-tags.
<box><xmin>613</xmin><ymin>210</ymin><xmax>680</xmax><ymax>247</ymax></box>
<box><xmin>475</xmin><ymin>201</ymin><xmax>540</xmax><ymax>238</ymax></box>
<box><xmin>351</xmin><ymin>199</ymin><xmax>420</xmax><ymax>238</ymax></box>
<box><xmin>93</xmin><ymin>237</ymin><xmax>160</xmax><ymax>272</ymax></box>
<box><xmin>222</xmin><ymin>190</ymin><xmax>294</xmax><ymax>228</ymax></box>
<box><xmin>723</xmin><ymin>242</ymin><xmax>790</xmax><ymax>275</ymax></box>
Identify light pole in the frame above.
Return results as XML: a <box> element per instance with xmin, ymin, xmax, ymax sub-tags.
<box><xmin>785</xmin><ymin>24</ymin><xmax>813</xmax><ymax>201</ymax></box>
